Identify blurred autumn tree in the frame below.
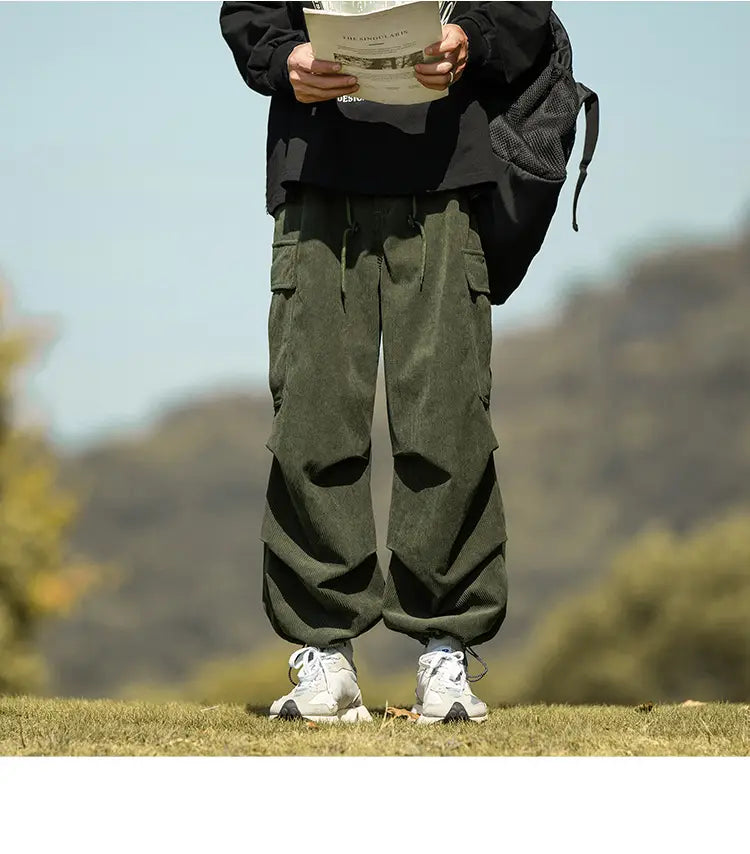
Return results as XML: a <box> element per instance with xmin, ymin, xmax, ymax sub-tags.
<box><xmin>509</xmin><ymin>511</ymin><xmax>750</xmax><ymax>704</ymax></box>
<box><xmin>0</xmin><ymin>287</ymin><xmax>106</xmax><ymax>695</ymax></box>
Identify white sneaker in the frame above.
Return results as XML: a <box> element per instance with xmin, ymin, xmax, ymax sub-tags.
<box><xmin>269</xmin><ymin>642</ymin><xmax>373</xmax><ymax>724</ymax></box>
<box><xmin>411</xmin><ymin>637</ymin><xmax>489</xmax><ymax>724</ymax></box>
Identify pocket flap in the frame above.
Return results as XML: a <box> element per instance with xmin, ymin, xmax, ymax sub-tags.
<box><xmin>462</xmin><ymin>248</ymin><xmax>491</xmax><ymax>296</ymax></box>
<box><xmin>270</xmin><ymin>240</ymin><xmax>298</xmax><ymax>292</ymax></box>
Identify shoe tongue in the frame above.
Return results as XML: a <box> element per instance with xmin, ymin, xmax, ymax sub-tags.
<box><xmin>425</xmin><ymin>636</ymin><xmax>462</xmax><ymax>655</ymax></box>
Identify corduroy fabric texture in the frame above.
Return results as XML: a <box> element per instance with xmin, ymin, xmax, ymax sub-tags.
<box><xmin>261</xmin><ymin>184</ymin><xmax>507</xmax><ymax>648</ymax></box>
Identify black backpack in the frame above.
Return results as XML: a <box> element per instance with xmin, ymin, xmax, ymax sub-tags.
<box><xmin>471</xmin><ymin>9</ymin><xmax>600</xmax><ymax>306</ymax></box>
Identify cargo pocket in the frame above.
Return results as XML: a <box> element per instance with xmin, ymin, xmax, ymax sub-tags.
<box><xmin>462</xmin><ymin>247</ymin><xmax>493</xmax><ymax>410</ymax></box>
<box><xmin>268</xmin><ymin>237</ymin><xmax>299</xmax><ymax>415</ymax></box>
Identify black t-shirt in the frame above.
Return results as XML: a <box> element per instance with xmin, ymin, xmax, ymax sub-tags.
<box><xmin>265</xmin><ymin>77</ymin><xmax>497</xmax><ymax>214</ymax></box>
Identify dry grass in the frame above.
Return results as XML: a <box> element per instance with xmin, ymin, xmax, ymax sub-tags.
<box><xmin>1</xmin><ymin>697</ymin><xmax>748</xmax><ymax>756</ymax></box>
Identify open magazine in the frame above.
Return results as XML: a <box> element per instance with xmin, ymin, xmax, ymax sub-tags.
<box><xmin>305</xmin><ymin>1</ymin><xmax>454</xmax><ymax>105</ymax></box>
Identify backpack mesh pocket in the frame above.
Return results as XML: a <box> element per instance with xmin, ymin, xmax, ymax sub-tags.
<box><xmin>488</xmin><ymin>62</ymin><xmax>580</xmax><ymax>181</ymax></box>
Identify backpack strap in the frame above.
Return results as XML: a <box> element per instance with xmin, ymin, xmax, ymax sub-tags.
<box><xmin>572</xmin><ymin>83</ymin><xmax>600</xmax><ymax>232</ymax></box>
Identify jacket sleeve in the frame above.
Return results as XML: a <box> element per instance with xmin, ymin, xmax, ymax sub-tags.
<box><xmin>219</xmin><ymin>2</ymin><xmax>308</xmax><ymax>97</ymax></box>
<box><xmin>451</xmin><ymin>2</ymin><xmax>553</xmax><ymax>84</ymax></box>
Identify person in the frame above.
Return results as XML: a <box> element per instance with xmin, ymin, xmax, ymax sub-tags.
<box><xmin>219</xmin><ymin>1</ymin><xmax>553</xmax><ymax>724</ymax></box>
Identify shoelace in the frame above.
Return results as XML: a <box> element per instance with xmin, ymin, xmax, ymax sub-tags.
<box><xmin>465</xmin><ymin>646</ymin><xmax>489</xmax><ymax>683</ymax></box>
<box><xmin>287</xmin><ymin>646</ymin><xmax>331</xmax><ymax>692</ymax></box>
<box><xmin>420</xmin><ymin>646</ymin><xmax>489</xmax><ymax>691</ymax></box>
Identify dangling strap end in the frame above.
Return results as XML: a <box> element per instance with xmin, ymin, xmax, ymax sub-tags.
<box><xmin>571</xmin><ymin>86</ymin><xmax>600</xmax><ymax>233</ymax></box>
<box><xmin>465</xmin><ymin>645</ymin><xmax>489</xmax><ymax>683</ymax></box>
<box><xmin>572</xmin><ymin>167</ymin><xmax>588</xmax><ymax>233</ymax></box>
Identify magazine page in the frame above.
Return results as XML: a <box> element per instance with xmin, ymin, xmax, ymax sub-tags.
<box><xmin>304</xmin><ymin>1</ymin><xmax>446</xmax><ymax>105</ymax></box>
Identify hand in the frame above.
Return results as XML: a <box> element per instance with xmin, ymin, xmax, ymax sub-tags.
<box><xmin>287</xmin><ymin>43</ymin><xmax>359</xmax><ymax>103</ymax></box>
<box><xmin>414</xmin><ymin>24</ymin><xmax>469</xmax><ymax>91</ymax></box>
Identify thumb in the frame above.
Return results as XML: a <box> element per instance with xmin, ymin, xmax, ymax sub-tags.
<box><xmin>426</xmin><ymin>26</ymin><xmax>458</xmax><ymax>55</ymax></box>
<box><xmin>439</xmin><ymin>26</ymin><xmax>464</xmax><ymax>53</ymax></box>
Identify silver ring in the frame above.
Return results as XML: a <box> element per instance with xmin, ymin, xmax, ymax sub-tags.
<box><xmin>448</xmin><ymin>70</ymin><xmax>455</xmax><ymax>85</ymax></box>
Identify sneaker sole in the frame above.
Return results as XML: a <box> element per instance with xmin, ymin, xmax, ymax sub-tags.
<box><xmin>270</xmin><ymin>699</ymin><xmax>373</xmax><ymax>724</ymax></box>
<box><xmin>413</xmin><ymin>702</ymin><xmax>488</xmax><ymax>725</ymax></box>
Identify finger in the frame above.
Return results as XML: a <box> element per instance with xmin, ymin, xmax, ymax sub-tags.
<box><xmin>297</xmin><ymin>82</ymin><xmax>359</xmax><ymax>100</ymax></box>
<box><xmin>426</xmin><ymin>35</ymin><xmax>461</xmax><ymax>56</ymax></box>
<box><xmin>309</xmin><ymin>58</ymin><xmax>344</xmax><ymax>75</ymax></box>
<box><xmin>439</xmin><ymin>33</ymin><xmax>463</xmax><ymax>52</ymax></box>
<box><xmin>414</xmin><ymin>59</ymin><xmax>454</xmax><ymax>76</ymax></box>
<box><xmin>416</xmin><ymin>53</ymin><xmax>464</xmax><ymax>80</ymax></box>
<box><xmin>415</xmin><ymin>73</ymin><xmax>451</xmax><ymax>90</ymax></box>
<box><xmin>420</xmin><ymin>46</ymin><xmax>459</xmax><ymax>70</ymax></box>
<box><xmin>424</xmin><ymin>38</ymin><xmax>443</xmax><ymax>57</ymax></box>
<box><xmin>292</xmin><ymin>69</ymin><xmax>358</xmax><ymax>90</ymax></box>
<box><xmin>301</xmin><ymin>89</ymin><xmax>360</xmax><ymax>103</ymax></box>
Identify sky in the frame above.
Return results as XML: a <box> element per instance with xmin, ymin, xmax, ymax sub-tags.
<box><xmin>1</xmin><ymin>1</ymin><xmax>749</xmax><ymax>449</ymax></box>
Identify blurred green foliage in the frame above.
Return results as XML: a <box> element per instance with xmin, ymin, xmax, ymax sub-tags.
<box><xmin>507</xmin><ymin>511</ymin><xmax>750</xmax><ymax>704</ymax></box>
<box><xmin>0</xmin><ymin>291</ymin><xmax>105</xmax><ymax>695</ymax></box>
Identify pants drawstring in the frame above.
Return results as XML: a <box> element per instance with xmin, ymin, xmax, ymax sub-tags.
<box><xmin>342</xmin><ymin>195</ymin><xmax>425</xmax><ymax>301</ymax></box>
<box><xmin>407</xmin><ymin>194</ymin><xmax>426</xmax><ymax>291</ymax></box>
<box><xmin>341</xmin><ymin>195</ymin><xmax>359</xmax><ymax>306</ymax></box>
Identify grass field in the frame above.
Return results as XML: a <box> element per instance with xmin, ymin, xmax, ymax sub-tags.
<box><xmin>1</xmin><ymin>697</ymin><xmax>748</xmax><ymax>756</ymax></box>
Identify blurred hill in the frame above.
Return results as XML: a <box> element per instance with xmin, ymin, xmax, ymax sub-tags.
<box><xmin>505</xmin><ymin>510</ymin><xmax>750</xmax><ymax>705</ymax></box>
<box><xmin>40</xmin><ymin>225</ymin><xmax>750</xmax><ymax>697</ymax></box>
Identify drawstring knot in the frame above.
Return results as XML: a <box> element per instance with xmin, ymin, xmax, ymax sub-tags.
<box><xmin>341</xmin><ymin>194</ymin><xmax>426</xmax><ymax>300</ymax></box>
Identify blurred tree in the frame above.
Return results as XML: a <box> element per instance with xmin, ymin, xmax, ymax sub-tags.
<box><xmin>510</xmin><ymin>511</ymin><xmax>750</xmax><ymax>704</ymax></box>
<box><xmin>0</xmin><ymin>287</ymin><xmax>106</xmax><ymax>695</ymax></box>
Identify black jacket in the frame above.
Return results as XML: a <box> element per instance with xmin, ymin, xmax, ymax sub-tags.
<box><xmin>219</xmin><ymin>2</ymin><xmax>552</xmax><ymax>214</ymax></box>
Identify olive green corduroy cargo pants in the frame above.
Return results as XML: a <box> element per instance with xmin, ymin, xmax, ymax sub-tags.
<box><xmin>260</xmin><ymin>184</ymin><xmax>507</xmax><ymax>649</ymax></box>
